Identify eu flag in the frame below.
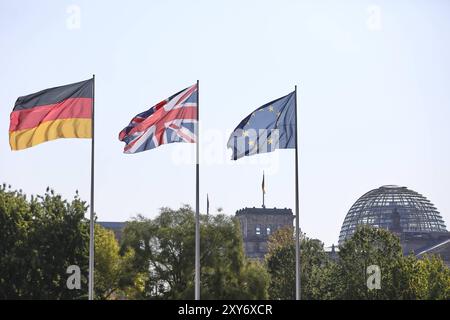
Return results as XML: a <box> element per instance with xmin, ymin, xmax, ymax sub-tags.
<box><xmin>227</xmin><ymin>91</ymin><xmax>296</xmax><ymax>160</ymax></box>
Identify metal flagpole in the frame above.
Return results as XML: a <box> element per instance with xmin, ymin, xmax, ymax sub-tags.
<box><xmin>88</xmin><ymin>74</ymin><xmax>95</xmax><ymax>300</ymax></box>
<box><xmin>262</xmin><ymin>171</ymin><xmax>265</xmax><ymax>208</ymax></box>
<box><xmin>195</xmin><ymin>80</ymin><xmax>200</xmax><ymax>300</ymax></box>
<box><xmin>294</xmin><ymin>85</ymin><xmax>301</xmax><ymax>300</ymax></box>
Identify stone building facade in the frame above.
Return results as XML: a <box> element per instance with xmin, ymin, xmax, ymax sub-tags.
<box><xmin>235</xmin><ymin>207</ymin><xmax>294</xmax><ymax>260</ymax></box>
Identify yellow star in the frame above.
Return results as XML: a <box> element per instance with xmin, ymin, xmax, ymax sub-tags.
<box><xmin>267</xmin><ymin>138</ymin><xmax>273</xmax><ymax>145</ymax></box>
<box><xmin>268</xmin><ymin>105</ymin><xmax>274</xmax><ymax>112</ymax></box>
<box><xmin>242</xmin><ymin>130</ymin><xmax>249</xmax><ymax>137</ymax></box>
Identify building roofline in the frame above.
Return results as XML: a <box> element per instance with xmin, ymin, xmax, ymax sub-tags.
<box><xmin>416</xmin><ymin>239</ymin><xmax>450</xmax><ymax>257</ymax></box>
<box><xmin>235</xmin><ymin>207</ymin><xmax>293</xmax><ymax>215</ymax></box>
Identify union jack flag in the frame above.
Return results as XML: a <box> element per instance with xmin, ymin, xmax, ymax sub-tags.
<box><xmin>119</xmin><ymin>84</ymin><xmax>197</xmax><ymax>154</ymax></box>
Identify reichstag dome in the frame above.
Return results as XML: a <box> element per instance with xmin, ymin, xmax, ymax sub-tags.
<box><xmin>339</xmin><ymin>185</ymin><xmax>447</xmax><ymax>244</ymax></box>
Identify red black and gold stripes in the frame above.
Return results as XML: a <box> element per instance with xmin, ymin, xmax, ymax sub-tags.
<box><xmin>9</xmin><ymin>79</ymin><xmax>93</xmax><ymax>150</ymax></box>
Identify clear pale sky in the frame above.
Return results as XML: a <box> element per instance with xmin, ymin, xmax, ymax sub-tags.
<box><xmin>1</xmin><ymin>0</ymin><xmax>449</xmax><ymax>247</ymax></box>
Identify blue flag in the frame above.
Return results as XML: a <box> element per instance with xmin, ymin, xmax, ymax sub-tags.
<box><xmin>227</xmin><ymin>91</ymin><xmax>296</xmax><ymax>160</ymax></box>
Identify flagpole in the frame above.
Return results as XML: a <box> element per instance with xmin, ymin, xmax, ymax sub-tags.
<box><xmin>88</xmin><ymin>74</ymin><xmax>95</xmax><ymax>300</ymax></box>
<box><xmin>195</xmin><ymin>80</ymin><xmax>200</xmax><ymax>300</ymax></box>
<box><xmin>294</xmin><ymin>85</ymin><xmax>301</xmax><ymax>300</ymax></box>
<box><xmin>262</xmin><ymin>171</ymin><xmax>265</xmax><ymax>208</ymax></box>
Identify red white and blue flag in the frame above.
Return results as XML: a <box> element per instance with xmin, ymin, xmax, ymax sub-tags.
<box><xmin>119</xmin><ymin>84</ymin><xmax>198</xmax><ymax>154</ymax></box>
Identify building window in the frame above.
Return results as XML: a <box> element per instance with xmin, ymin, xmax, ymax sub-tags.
<box><xmin>256</xmin><ymin>226</ymin><xmax>261</xmax><ymax>235</ymax></box>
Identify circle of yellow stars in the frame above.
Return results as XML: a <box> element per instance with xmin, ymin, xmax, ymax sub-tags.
<box><xmin>242</xmin><ymin>104</ymin><xmax>279</xmax><ymax>147</ymax></box>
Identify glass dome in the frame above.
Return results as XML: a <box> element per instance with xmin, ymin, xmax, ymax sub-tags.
<box><xmin>339</xmin><ymin>185</ymin><xmax>447</xmax><ymax>244</ymax></box>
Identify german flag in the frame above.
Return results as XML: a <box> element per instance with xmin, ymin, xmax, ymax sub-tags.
<box><xmin>9</xmin><ymin>79</ymin><xmax>93</xmax><ymax>151</ymax></box>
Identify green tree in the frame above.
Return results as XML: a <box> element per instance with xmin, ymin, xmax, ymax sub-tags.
<box><xmin>309</xmin><ymin>226</ymin><xmax>450</xmax><ymax>300</ymax></box>
<box><xmin>393</xmin><ymin>254</ymin><xmax>450</xmax><ymax>300</ymax></box>
<box><xmin>0</xmin><ymin>184</ymin><xmax>31</xmax><ymax>298</ymax></box>
<box><xmin>120</xmin><ymin>205</ymin><xmax>269</xmax><ymax>299</ymax></box>
<box><xmin>94</xmin><ymin>225</ymin><xmax>137</xmax><ymax>299</ymax></box>
<box><xmin>239</xmin><ymin>260</ymin><xmax>270</xmax><ymax>300</ymax></box>
<box><xmin>392</xmin><ymin>254</ymin><xmax>429</xmax><ymax>299</ymax></box>
<box><xmin>308</xmin><ymin>260</ymin><xmax>342</xmax><ymax>300</ymax></box>
<box><xmin>0</xmin><ymin>185</ymin><xmax>89</xmax><ymax>299</ymax></box>
<box><xmin>421</xmin><ymin>255</ymin><xmax>450</xmax><ymax>299</ymax></box>
<box><xmin>335</xmin><ymin>225</ymin><xmax>403</xmax><ymax>299</ymax></box>
<box><xmin>265</xmin><ymin>226</ymin><xmax>328</xmax><ymax>300</ymax></box>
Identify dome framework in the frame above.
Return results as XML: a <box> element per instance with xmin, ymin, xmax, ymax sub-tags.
<box><xmin>339</xmin><ymin>185</ymin><xmax>447</xmax><ymax>244</ymax></box>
